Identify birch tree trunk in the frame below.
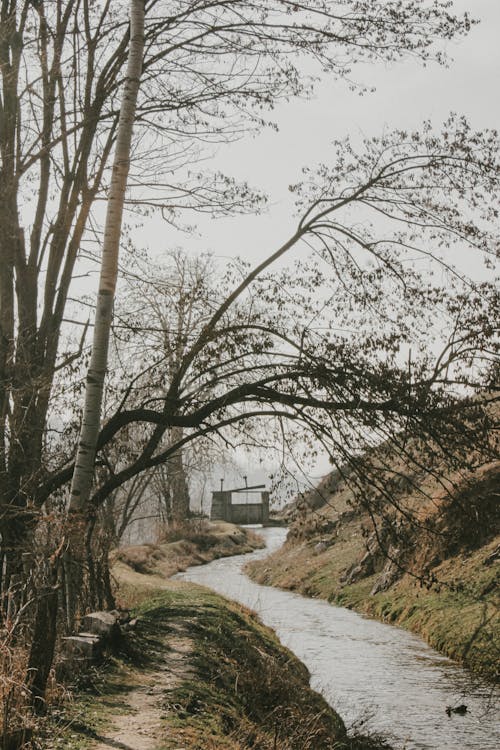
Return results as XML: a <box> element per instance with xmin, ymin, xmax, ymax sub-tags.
<box><xmin>65</xmin><ymin>0</ymin><xmax>145</xmax><ymax>623</ymax></box>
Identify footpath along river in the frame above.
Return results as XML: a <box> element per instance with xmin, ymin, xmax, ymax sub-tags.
<box><xmin>175</xmin><ymin>526</ymin><xmax>499</xmax><ymax>750</ymax></box>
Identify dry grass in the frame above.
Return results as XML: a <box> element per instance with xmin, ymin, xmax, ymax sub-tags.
<box><xmin>1</xmin><ymin>640</ymin><xmax>32</xmax><ymax>741</ymax></box>
<box><xmin>248</xmin><ymin>459</ymin><xmax>500</xmax><ymax>680</ymax></box>
<box><xmin>112</xmin><ymin>520</ymin><xmax>263</xmax><ymax>581</ymax></box>
<box><xmin>0</xmin><ymin>636</ymin><xmax>67</xmax><ymax>748</ymax></box>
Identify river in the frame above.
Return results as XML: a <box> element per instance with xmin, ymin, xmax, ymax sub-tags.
<box><xmin>175</xmin><ymin>526</ymin><xmax>499</xmax><ymax>750</ymax></box>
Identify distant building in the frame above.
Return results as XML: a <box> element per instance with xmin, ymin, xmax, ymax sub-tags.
<box><xmin>210</xmin><ymin>481</ymin><xmax>270</xmax><ymax>525</ymax></box>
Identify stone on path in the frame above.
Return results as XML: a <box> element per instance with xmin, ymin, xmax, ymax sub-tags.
<box><xmin>81</xmin><ymin>611</ymin><xmax>121</xmax><ymax>640</ymax></box>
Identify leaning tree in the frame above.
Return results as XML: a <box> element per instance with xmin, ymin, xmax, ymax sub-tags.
<box><xmin>0</xmin><ymin>0</ymin><xmax>475</xmax><ymax>607</ymax></box>
<box><xmin>44</xmin><ymin>116</ymin><xmax>500</xmax><ymax>554</ymax></box>
<box><xmin>1</xmin><ymin>0</ymin><xmax>498</xmax><ymax>709</ymax></box>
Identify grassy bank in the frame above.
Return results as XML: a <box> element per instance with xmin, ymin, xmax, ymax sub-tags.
<box><xmin>336</xmin><ymin>540</ymin><xmax>499</xmax><ymax>679</ymax></box>
<box><xmin>247</xmin><ymin>469</ymin><xmax>499</xmax><ymax>682</ymax></box>
<box><xmin>112</xmin><ymin>520</ymin><xmax>264</xmax><ymax>580</ymax></box>
<box><xmin>44</xmin><ymin>582</ymin><xmax>391</xmax><ymax>750</ymax></box>
<box><xmin>0</xmin><ymin>522</ymin><xmax>265</xmax><ymax>748</ymax></box>
<box><xmin>249</xmin><ymin>536</ymin><xmax>499</xmax><ymax>680</ymax></box>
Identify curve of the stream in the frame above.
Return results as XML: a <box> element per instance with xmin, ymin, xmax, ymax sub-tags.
<box><xmin>175</xmin><ymin>527</ymin><xmax>499</xmax><ymax>750</ymax></box>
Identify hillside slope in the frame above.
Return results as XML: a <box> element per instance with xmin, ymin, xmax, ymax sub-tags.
<box><xmin>248</xmin><ymin>460</ymin><xmax>499</xmax><ymax>681</ymax></box>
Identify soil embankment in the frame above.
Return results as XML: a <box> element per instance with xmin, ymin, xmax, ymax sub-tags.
<box><xmin>49</xmin><ymin>585</ymin><xmax>389</xmax><ymax>749</ymax></box>
<box><xmin>112</xmin><ymin>520</ymin><xmax>264</xmax><ymax>581</ymax></box>
<box><xmin>247</xmin><ymin>464</ymin><xmax>500</xmax><ymax>681</ymax></box>
<box><xmin>44</xmin><ymin>524</ymin><xmax>391</xmax><ymax>750</ymax></box>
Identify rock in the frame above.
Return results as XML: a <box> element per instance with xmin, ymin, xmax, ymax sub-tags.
<box><xmin>80</xmin><ymin>611</ymin><xmax>121</xmax><ymax>640</ymax></box>
<box><xmin>56</xmin><ymin>656</ymin><xmax>93</xmax><ymax>681</ymax></box>
<box><xmin>58</xmin><ymin>612</ymin><xmax>125</xmax><ymax>682</ymax></box>
<box><xmin>483</xmin><ymin>544</ymin><xmax>500</xmax><ymax>567</ymax></box>
<box><xmin>341</xmin><ymin>543</ymin><xmax>378</xmax><ymax>586</ymax></box>
<box><xmin>340</xmin><ymin>521</ymin><xmax>401</xmax><ymax>588</ymax></box>
<box><xmin>314</xmin><ymin>540</ymin><xmax>330</xmax><ymax>554</ymax></box>
<box><xmin>61</xmin><ymin>634</ymin><xmax>101</xmax><ymax>659</ymax></box>
<box><xmin>341</xmin><ymin>561</ymin><xmax>366</xmax><ymax>587</ymax></box>
<box><xmin>370</xmin><ymin>546</ymin><xmax>402</xmax><ymax>595</ymax></box>
<box><xmin>124</xmin><ymin>617</ymin><xmax>139</xmax><ymax>631</ymax></box>
<box><xmin>109</xmin><ymin>608</ymin><xmax>132</xmax><ymax>624</ymax></box>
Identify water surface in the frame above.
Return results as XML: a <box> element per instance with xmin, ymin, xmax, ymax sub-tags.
<box><xmin>176</xmin><ymin>527</ymin><xmax>499</xmax><ymax>750</ymax></box>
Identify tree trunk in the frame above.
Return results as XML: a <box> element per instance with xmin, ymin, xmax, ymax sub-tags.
<box><xmin>167</xmin><ymin>428</ymin><xmax>191</xmax><ymax>525</ymax></box>
<box><xmin>65</xmin><ymin>0</ymin><xmax>145</xmax><ymax>626</ymax></box>
<box><xmin>26</xmin><ymin>575</ymin><xmax>59</xmax><ymax>714</ymax></box>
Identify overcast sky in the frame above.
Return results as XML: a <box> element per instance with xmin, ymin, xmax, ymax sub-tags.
<box><xmin>154</xmin><ymin>0</ymin><xmax>500</xmax><ymax>271</ymax></box>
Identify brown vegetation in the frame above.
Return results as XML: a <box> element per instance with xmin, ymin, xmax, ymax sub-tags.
<box><xmin>112</xmin><ymin>521</ymin><xmax>263</xmax><ymax>579</ymax></box>
<box><xmin>248</xmin><ymin>449</ymin><xmax>500</xmax><ymax>680</ymax></box>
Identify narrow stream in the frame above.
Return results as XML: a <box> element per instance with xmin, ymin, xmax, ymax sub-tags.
<box><xmin>176</xmin><ymin>527</ymin><xmax>499</xmax><ymax>749</ymax></box>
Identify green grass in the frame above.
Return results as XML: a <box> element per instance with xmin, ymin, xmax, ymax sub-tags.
<box><xmin>249</xmin><ymin>534</ymin><xmax>499</xmax><ymax>682</ymax></box>
<box><xmin>44</xmin><ymin>583</ymin><xmax>393</xmax><ymax>749</ymax></box>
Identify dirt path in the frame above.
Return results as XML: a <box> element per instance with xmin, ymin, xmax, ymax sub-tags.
<box><xmin>90</xmin><ymin>631</ymin><xmax>193</xmax><ymax>750</ymax></box>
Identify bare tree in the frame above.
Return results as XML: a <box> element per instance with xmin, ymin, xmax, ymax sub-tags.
<box><xmin>1</xmin><ymin>0</ymin><xmax>497</xmax><ymax>712</ymax></box>
<box><xmin>63</xmin><ymin>0</ymin><xmax>145</xmax><ymax>629</ymax></box>
<box><xmin>42</xmin><ymin>119</ymin><xmax>499</xmax><ymax>532</ymax></box>
<box><xmin>116</xmin><ymin>250</ymin><xmax>219</xmax><ymax>524</ymax></box>
<box><xmin>0</xmin><ymin>3</ymin><xmax>473</xmax><ymax>605</ymax></box>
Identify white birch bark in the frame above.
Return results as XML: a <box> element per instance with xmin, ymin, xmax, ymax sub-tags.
<box><xmin>68</xmin><ymin>0</ymin><xmax>145</xmax><ymax>516</ymax></box>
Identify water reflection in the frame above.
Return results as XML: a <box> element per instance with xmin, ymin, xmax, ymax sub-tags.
<box><xmin>176</xmin><ymin>527</ymin><xmax>499</xmax><ymax>750</ymax></box>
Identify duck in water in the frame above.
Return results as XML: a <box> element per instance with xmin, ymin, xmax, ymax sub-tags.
<box><xmin>446</xmin><ymin>704</ymin><xmax>468</xmax><ymax>717</ymax></box>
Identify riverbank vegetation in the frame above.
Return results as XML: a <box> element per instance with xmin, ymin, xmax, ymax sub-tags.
<box><xmin>40</xmin><ymin>582</ymin><xmax>392</xmax><ymax>749</ymax></box>
<box><xmin>248</xmin><ymin>435</ymin><xmax>499</xmax><ymax>681</ymax></box>
<box><xmin>112</xmin><ymin>521</ymin><xmax>264</xmax><ymax>580</ymax></box>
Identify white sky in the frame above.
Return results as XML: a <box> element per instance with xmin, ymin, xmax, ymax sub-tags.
<box><xmin>149</xmin><ymin>0</ymin><xmax>500</xmax><ymax>273</ymax></box>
